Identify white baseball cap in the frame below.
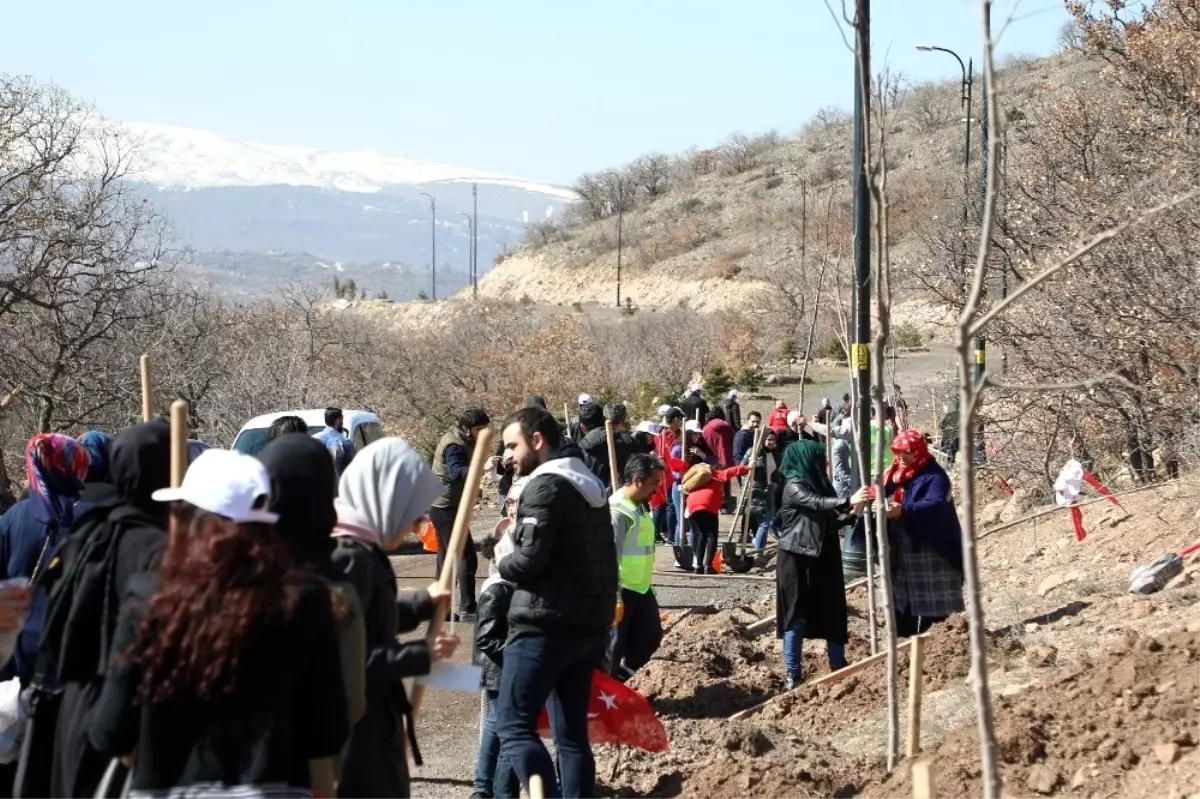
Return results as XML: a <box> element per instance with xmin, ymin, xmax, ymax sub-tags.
<box><xmin>689</xmin><ymin>383</ymin><xmax>703</xmax><ymax>394</ymax></box>
<box><xmin>635</xmin><ymin>420</ymin><xmax>660</xmax><ymax>435</ymax></box>
<box><xmin>729</xmin><ymin>389</ymin><xmax>739</xmax><ymax>399</ymax></box>
<box><xmin>656</xmin><ymin>404</ymin><xmax>671</xmax><ymax>417</ymax></box>
<box><xmin>578</xmin><ymin>393</ymin><xmax>593</xmax><ymax>405</ymax></box>
<box><xmin>152</xmin><ymin>449</ymin><xmax>279</xmax><ymax>524</ymax></box>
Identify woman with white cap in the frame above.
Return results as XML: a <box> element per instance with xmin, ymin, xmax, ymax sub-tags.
<box><xmin>88</xmin><ymin>449</ymin><xmax>350</xmax><ymax>796</ymax></box>
<box><xmin>330</xmin><ymin>438</ymin><xmax>459</xmax><ymax>798</ymax></box>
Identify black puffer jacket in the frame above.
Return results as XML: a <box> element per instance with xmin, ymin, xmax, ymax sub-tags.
<box><xmin>474</xmin><ymin>578</ymin><xmax>514</xmax><ymax>691</ymax></box>
<box><xmin>499</xmin><ymin>443</ymin><xmax>617</xmax><ymax>637</ymax></box>
<box><xmin>776</xmin><ymin>480</ymin><xmax>849</xmax><ymax>558</ymax></box>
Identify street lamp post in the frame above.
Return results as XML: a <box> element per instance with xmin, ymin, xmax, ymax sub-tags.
<box><xmin>916</xmin><ymin>43</ymin><xmax>984</xmax><ymax>388</ymax></box>
<box><xmin>419</xmin><ymin>191</ymin><xmax>437</xmax><ymax>300</ymax></box>
<box><xmin>458</xmin><ymin>211</ymin><xmax>473</xmax><ymax>295</ymax></box>
<box><xmin>472</xmin><ymin>183</ymin><xmax>479</xmax><ymax>300</ymax></box>
<box><xmin>916</xmin><ymin>45</ymin><xmax>972</xmax><ymax>226</ymax></box>
<box><xmin>602</xmin><ymin>172</ymin><xmax>624</xmax><ymax>308</ymax></box>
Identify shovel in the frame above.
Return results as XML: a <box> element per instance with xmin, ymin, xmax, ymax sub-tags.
<box><xmin>722</xmin><ymin>426</ymin><xmax>764</xmax><ymax>574</ymax></box>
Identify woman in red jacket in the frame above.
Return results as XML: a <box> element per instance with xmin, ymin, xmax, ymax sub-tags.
<box><xmin>685</xmin><ymin>461</ymin><xmax>750</xmax><ymax>573</ymax></box>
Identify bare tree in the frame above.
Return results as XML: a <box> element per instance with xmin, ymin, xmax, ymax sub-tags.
<box><xmin>867</xmin><ymin>66</ymin><xmax>901</xmax><ymax>772</ymax></box>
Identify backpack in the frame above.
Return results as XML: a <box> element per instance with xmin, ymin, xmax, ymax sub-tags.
<box><xmin>680</xmin><ymin>464</ymin><xmax>713</xmax><ymax>493</ymax></box>
<box><xmin>41</xmin><ymin>503</ymin><xmax>147</xmax><ymax>684</ymax></box>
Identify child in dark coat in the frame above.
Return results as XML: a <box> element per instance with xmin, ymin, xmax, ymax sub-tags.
<box><xmin>471</xmin><ymin>480</ymin><xmax>523</xmax><ymax>798</ymax></box>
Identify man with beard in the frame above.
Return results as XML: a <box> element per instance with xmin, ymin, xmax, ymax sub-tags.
<box><xmin>495</xmin><ymin>407</ymin><xmax>616</xmax><ymax>799</ymax></box>
<box><xmin>431</xmin><ymin>407</ymin><xmax>498</xmax><ymax>620</ymax></box>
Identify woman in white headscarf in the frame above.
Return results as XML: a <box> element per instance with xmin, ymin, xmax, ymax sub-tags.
<box><xmin>331</xmin><ymin>438</ymin><xmax>460</xmax><ymax>798</ymax></box>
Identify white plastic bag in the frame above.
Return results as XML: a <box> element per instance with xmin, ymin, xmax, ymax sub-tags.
<box><xmin>1130</xmin><ymin>553</ymin><xmax>1183</xmax><ymax>595</ymax></box>
<box><xmin>0</xmin><ymin>678</ymin><xmax>24</xmax><ymax>764</ymax></box>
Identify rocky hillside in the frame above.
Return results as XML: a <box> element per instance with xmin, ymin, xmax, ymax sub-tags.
<box><xmin>465</xmin><ymin>52</ymin><xmax>1097</xmax><ymax>335</ymax></box>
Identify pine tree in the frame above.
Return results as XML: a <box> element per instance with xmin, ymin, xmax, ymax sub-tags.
<box><xmin>704</xmin><ymin>364</ymin><xmax>734</xmax><ymax>399</ymax></box>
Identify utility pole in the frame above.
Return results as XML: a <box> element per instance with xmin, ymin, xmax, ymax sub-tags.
<box><xmin>472</xmin><ymin>182</ymin><xmax>479</xmax><ymax>299</ymax></box>
<box><xmin>419</xmin><ymin>191</ymin><xmax>437</xmax><ymax>300</ymax></box>
<box><xmin>975</xmin><ymin>69</ymin><xmax>988</xmax><ymax>391</ymax></box>
<box><xmin>458</xmin><ymin>211</ymin><xmax>473</xmax><ymax>296</ymax></box>
<box><xmin>852</xmin><ymin>0</ymin><xmax>871</xmax><ymax>480</ymax></box>
<box><xmin>602</xmin><ymin>171</ymin><xmax>624</xmax><ymax>308</ymax></box>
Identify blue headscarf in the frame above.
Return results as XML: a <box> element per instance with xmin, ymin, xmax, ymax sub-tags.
<box><xmin>78</xmin><ymin>430</ymin><xmax>115</xmax><ymax>484</ymax></box>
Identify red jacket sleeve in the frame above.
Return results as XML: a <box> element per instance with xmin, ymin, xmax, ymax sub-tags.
<box><xmin>715</xmin><ymin>465</ymin><xmax>750</xmax><ymax>482</ymax></box>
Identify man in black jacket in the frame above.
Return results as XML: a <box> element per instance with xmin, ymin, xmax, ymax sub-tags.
<box><xmin>580</xmin><ymin>402</ymin><xmax>641</xmax><ymax>491</ymax></box>
<box><xmin>495</xmin><ymin>407</ymin><xmax>617</xmax><ymax>799</ymax></box>
<box><xmin>680</xmin><ymin>384</ymin><xmax>709</xmax><ymax>424</ymax></box>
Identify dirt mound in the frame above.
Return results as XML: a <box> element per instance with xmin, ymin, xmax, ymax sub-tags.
<box><xmin>629</xmin><ymin>606</ymin><xmax>777</xmax><ymax>718</ymax></box>
<box><xmin>598</xmin><ymin>718</ymin><xmax>877</xmax><ymax>798</ymax></box>
<box><xmin>863</xmin><ymin>625</ymin><xmax>1200</xmax><ymax>798</ymax></box>
<box><xmin>757</xmin><ymin>613</ymin><xmax>973</xmax><ymax>739</ymax></box>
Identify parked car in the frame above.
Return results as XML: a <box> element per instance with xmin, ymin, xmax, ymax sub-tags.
<box><xmin>231</xmin><ymin>409</ymin><xmax>385</xmax><ymax>456</ymax></box>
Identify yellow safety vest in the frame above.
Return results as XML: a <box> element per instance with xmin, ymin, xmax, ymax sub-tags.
<box><xmin>612</xmin><ymin>494</ymin><xmax>655</xmax><ymax>594</ymax></box>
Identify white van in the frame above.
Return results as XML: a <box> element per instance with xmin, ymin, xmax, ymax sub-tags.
<box><xmin>231</xmin><ymin>409</ymin><xmax>385</xmax><ymax>456</ymax></box>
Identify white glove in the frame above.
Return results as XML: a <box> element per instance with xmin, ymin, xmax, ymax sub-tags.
<box><xmin>493</xmin><ymin>531</ymin><xmax>515</xmax><ymax>569</ymax></box>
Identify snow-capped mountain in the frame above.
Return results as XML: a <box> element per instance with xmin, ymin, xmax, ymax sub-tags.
<box><xmin>122</xmin><ymin>122</ymin><xmax>576</xmax><ymax>299</ymax></box>
<box><xmin>125</xmin><ymin>121</ymin><xmax>576</xmax><ymax>200</ymax></box>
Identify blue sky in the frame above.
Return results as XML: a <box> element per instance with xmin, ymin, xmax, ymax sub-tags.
<box><xmin>6</xmin><ymin>0</ymin><xmax>1069</xmax><ymax>185</ymax></box>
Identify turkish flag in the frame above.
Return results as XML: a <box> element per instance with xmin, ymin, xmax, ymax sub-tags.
<box><xmin>536</xmin><ymin>669</ymin><xmax>668</xmax><ymax>752</ymax></box>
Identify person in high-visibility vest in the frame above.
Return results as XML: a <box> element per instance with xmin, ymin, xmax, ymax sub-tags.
<box><xmin>608</xmin><ymin>452</ymin><xmax>666</xmax><ymax>682</ymax></box>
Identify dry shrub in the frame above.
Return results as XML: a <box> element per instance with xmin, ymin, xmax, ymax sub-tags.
<box><xmin>709</xmin><ymin>246</ymin><xmax>751</xmax><ymax>280</ymax></box>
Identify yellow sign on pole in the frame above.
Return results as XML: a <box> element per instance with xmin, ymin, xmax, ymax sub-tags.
<box><xmin>851</xmin><ymin>343</ymin><xmax>870</xmax><ymax>371</ymax></box>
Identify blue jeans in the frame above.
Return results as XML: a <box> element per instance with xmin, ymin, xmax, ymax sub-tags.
<box><xmin>475</xmin><ymin>690</ymin><xmax>515</xmax><ymax>797</ymax></box>
<box><xmin>669</xmin><ymin>484</ymin><xmax>682</xmax><ymax>545</ymax></box>
<box><xmin>783</xmin><ymin>617</ymin><xmax>847</xmax><ymax>680</ymax></box>
<box><xmin>752</xmin><ymin>494</ymin><xmax>776</xmax><ymax>551</ymax></box>
<box><xmin>495</xmin><ymin>633</ymin><xmax>606</xmax><ymax>799</ymax></box>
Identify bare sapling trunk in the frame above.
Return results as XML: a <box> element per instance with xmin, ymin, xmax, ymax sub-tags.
<box><xmin>957</xmin><ymin>2</ymin><xmax>1003</xmax><ymax>795</ymax></box>
<box><xmin>797</xmin><ymin>213</ymin><xmax>832</xmax><ymax>415</ymax></box>
<box><xmin>868</xmin><ymin>69</ymin><xmax>900</xmax><ymax>771</ymax></box>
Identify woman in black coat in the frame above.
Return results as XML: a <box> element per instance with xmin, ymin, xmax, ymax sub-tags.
<box><xmin>774</xmin><ymin>440</ymin><xmax>850</xmax><ymax>689</ymax></box>
<box><xmin>331</xmin><ymin>438</ymin><xmax>460</xmax><ymax>798</ymax></box>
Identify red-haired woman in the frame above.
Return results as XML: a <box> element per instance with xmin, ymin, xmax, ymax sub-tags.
<box><xmin>88</xmin><ymin>449</ymin><xmax>348</xmax><ymax>796</ymax></box>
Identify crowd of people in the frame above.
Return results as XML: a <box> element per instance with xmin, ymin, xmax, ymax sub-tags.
<box><xmin>0</xmin><ymin>381</ymin><xmax>965</xmax><ymax>799</ymax></box>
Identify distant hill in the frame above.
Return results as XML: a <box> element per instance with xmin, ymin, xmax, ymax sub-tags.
<box><xmin>122</xmin><ymin>122</ymin><xmax>575</xmax><ymax>293</ymax></box>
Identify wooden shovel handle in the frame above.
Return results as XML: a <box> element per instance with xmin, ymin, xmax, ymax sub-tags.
<box><xmin>409</xmin><ymin>427</ymin><xmax>493</xmax><ymax>718</ymax></box>
<box><xmin>605</xmin><ymin>420</ymin><xmax>619</xmax><ymax>490</ymax></box>
<box><xmin>140</xmin><ymin>355</ymin><xmax>154</xmax><ymax>423</ymax></box>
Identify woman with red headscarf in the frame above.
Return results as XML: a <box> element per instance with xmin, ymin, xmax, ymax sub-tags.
<box><xmin>853</xmin><ymin>429</ymin><xmax>964</xmax><ymax>637</ymax></box>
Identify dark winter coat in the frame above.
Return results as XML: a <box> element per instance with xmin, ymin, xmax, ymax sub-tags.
<box><xmin>746</xmin><ymin>449</ymin><xmax>780</xmax><ymax>518</ymax></box>
<box><xmin>680</xmin><ymin>395</ymin><xmax>709</xmax><ymax>425</ymax></box>
<box><xmin>331</xmin><ymin>537</ymin><xmax>433</xmax><ymax>798</ymax></box>
<box><xmin>885</xmin><ymin>459</ymin><xmax>965</xmax><ymax>619</ymax></box>
<box><xmin>580</xmin><ymin>427</ymin><xmax>640</xmax><ymax>490</ymax></box>
<box><xmin>723</xmin><ymin>400</ymin><xmax>742</xmax><ymax>431</ymax></box>
<box><xmin>732</xmin><ymin>428</ymin><xmax>756</xmax><ymax>467</ymax></box>
<box><xmin>776</xmin><ymin>480</ymin><xmax>848</xmax><ymax>558</ymax></box>
<box><xmin>474</xmin><ymin>578</ymin><xmax>514</xmax><ymax>692</ymax></box>
<box><xmin>774</xmin><ymin>479</ymin><xmax>849</xmax><ymax>643</ymax></box>
<box><xmin>45</xmin><ymin>420</ymin><xmax>171</xmax><ymax>798</ymax></box>
<box><xmin>87</xmin><ymin>573</ymin><xmax>348</xmax><ymax>794</ymax></box>
<box><xmin>883</xmin><ymin>459</ymin><xmax>962</xmax><ymax>570</ymax></box>
<box><xmin>499</xmin><ymin>443</ymin><xmax>617</xmax><ymax>638</ymax></box>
